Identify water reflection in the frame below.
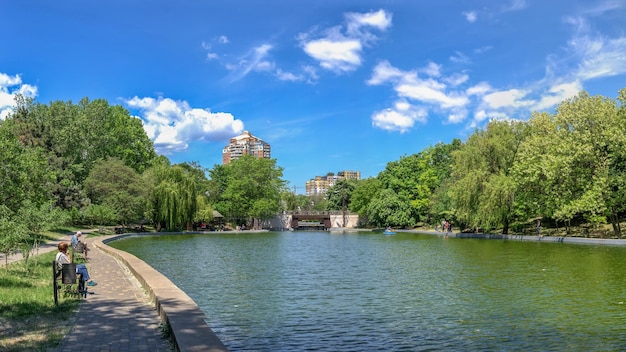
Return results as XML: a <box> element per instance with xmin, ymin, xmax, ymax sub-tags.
<box><xmin>112</xmin><ymin>232</ymin><xmax>626</xmax><ymax>351</ymax></box>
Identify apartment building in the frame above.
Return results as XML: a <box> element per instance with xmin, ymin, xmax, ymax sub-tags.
<box><xmin>222</xmin><ymin>131</ymin><xmax>271</xmax><ymax>164</ymax></box>
<box><xmin>305</xmin><ymin>170</ymin><xmax>361</xmax><ymax>196</ymax></box>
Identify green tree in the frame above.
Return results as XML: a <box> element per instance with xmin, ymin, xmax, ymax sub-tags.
<box><xmin>194</xmin><ymin>195</ymin><xmax>215</xmax><ymax>224</ymax></box>
<box><xmin>6</xmin><ymin>97</ymin><xmax>156</xmax><ymax>210</ymax></box>
<box><xmin>84</xmin><ymin>158</ymin><xmax>148</xmax><ymax>228</ymax></box>
<box><xmin>513</xmin><ymin>90</ymin><xmax>626</xmax><ymax>234</ymax></box>
<box><xmin>326</xmin><ymin>179</ymin><xmax>357</xmax><ymax>211</ymax></box>
<box><xmin>148</xmin><ymin>164</ymin><xmax>199</xmax><ymax>231</ymax></box>
<box><xmin>0</xmin><ymin>126</ymin><xmax>52</xmax><ymax>213</ymax></box>
<box><xmin>0</xmin><ymin>205</ymin><xmax>27</xmax><ymax>267</ymax></box>
<box><xmin>83</xmin><ymin>203</ymin><xmax>117</xmax><ymax>229</ymax></box>
<box><xmin>215</xmin><ymin>155</ymin><xmax>286</xmax><ymax>227</ymax></box>
<box><xmin>450</xmin><ymin>120</ymin><xmax>527</xmax><ymax>233</ymax></box>
<box><xmin>350</xmin><ymin>177</ymin><xmax>382</xmax><ymax>226</ymax></box>
<box><xmin>366</xmin><ymin>188</ymin><xmax>414</xmax><ymax>228</ymax></box>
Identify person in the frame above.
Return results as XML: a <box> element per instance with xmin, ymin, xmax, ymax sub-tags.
<box><xmin>71</xmin><ymin>231</ymin><xmax>90</xmax><ymax>259</ymax></box>
<box><xmin>537</xmin><ymin>219</ymin><xmax>542</xmax><ymax>238</ymax></box>
<box><xmin>56</xmin><ymin>242</ymin><xmax>97</xmax><ymax>287</ymax></box>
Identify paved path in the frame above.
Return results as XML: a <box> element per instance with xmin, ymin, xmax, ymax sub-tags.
<box><xmin>3</xmin><ymin>234</ymin><xmax>173</xmax><ymax>351</ymax></box>
<box><xmin>56</xmin><ymin>237</ymin><xmax>173</xmax><ymax>352</ymax></box>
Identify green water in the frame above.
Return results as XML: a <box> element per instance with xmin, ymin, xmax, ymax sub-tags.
<box><xmin>111</xmin><ymin>231</ymin><xmax>626</xmax><ymax>351</ymax></box>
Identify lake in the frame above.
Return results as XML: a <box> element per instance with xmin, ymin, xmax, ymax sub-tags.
<box><xmin>110</xmin><ymin>231</ymin><xmax>626</xmax><ymax>351</ymax></box>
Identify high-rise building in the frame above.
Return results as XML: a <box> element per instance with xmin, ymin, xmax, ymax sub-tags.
<box><xmin>305</xmin><ymin>170</ymin><xmax>361</xmax><ymax>196</ymax></box>
<box><xmin>222</xmin><ymin>131</ymin><xmax>271</xmax><ymax>164</ymax></box>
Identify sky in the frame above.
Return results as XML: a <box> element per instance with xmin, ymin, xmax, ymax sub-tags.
<box><xmin>1</xmin><ymin>0</ymin><xmax>625</xmax><ymax>193</ymax></box>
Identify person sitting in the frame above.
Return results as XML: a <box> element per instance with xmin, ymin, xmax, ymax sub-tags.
<box><xmin>56</xmin><ymin>241</ymin><xmax>97</xmax><ymax>287</ymax></box>
<box><xmin>71</xmin><ymin>231</ymin><xmax>91</xmax><ymax>259</ymax></box>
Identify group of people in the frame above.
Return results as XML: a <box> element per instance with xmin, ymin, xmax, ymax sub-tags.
<box><xmin>56</xmin><ymin>231</ymin><xmax>97</xmax><ymax>288</ymax></box>
<box><xmin>437</xmin><ymin>219</ymin><xmax>453</xmax><ymax>234</ymax></box>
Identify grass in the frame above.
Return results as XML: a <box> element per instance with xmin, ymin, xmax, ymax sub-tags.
<box><xmin>0</xmin><ymin>251</ymin><xmax>80</xmax><ymax>351</ymax></box>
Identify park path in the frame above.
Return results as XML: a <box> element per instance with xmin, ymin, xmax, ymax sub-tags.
<box><xmin>56</xmin><ymin>235</ymin><xmax>173</xmax><ymax>351</ymax></box>
<box><xmin>3</xmin><ymin>233</ymin><xmax>173</xmax><ymax>351</ymax></box>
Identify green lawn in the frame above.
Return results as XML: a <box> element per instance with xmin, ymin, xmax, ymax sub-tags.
<box><xmin>0</xmin><ymin>251</ymin><xmax>80</xmax><ymax>351</ymax></box>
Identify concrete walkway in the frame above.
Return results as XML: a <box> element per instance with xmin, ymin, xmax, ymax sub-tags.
<box><xmin>3</xmin><ymin>234</ymin><xmax>172</xmax><ymax>351</ymax></box>
<box><xmin>56</xmin><ymin>236</ymin><xmax>173</xmax><ymax>352</ymax></box>
<box><xmin>4</xmin><ymin>232</ymin><xmax>229</xmax><ymax>352</ymax></box>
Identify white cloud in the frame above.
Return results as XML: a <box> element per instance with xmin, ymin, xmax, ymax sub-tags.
<box><xmin>226</xmin><ymin>44</ymin><xmax>275</xmax><ymax>81</ymax></box>
<box><xmin>124</xmin><ymin>96</ymin><xmax>244</xmax><ymax>154</ymax></box>
<box><xmin>302</xmin><ymin>39</ymin><xmax>362</xmax><ymax>72</ymax></box>
<box><xmin>421</xmin><ymin>62</ymin><xmax>441</xmax><ymax>77</ymax></box>
<box><xmin>367</xmin><ymin>60</ymin><xmax>406</xmax><ymax>85</ymax></box>
<box><xmin>396</xmin><ymin>82</ymin><xmax>468</xmax><ymax>108</ymax></box>
<box><xmin>0</xmin><ymin>72</ymin><xmax>38</xmax><ymax>120</ymax></box>
<box><xmin>501</xmin><ymin>0</ymin><xmax>526</xmax><ymax>12</ymax></box>
<box><xmin>299</xmin><ymin>9</ymin><xmax>392</xmax><ymax>72</ymax></box>
<box><xmin>346</xmin><ymin>9</ymin><xmax>392</xmax><ymax>41</ymax></box>
<box><xmin>371</xmin><ymin>101</ymin><xmax>427</xmax><ymax>133</ymax></box>
<box><xmin>462</xmin><ymin>11</ymin><xmax>477</xmax><ymax>23</ymax></box>
<box><xmin>276</xmin><ymin>69</ymin><xmax>303</xmax><ymax>82</ymax></box>
<box><xmin>449</xmin><ymin>51</ymin><xmax>471</xmax><ymax>64</ymax></box>
<box><xmin>444</xmin><ymin>73</ymin><xmax>469</xmax><ymax>86</ymax></box>
<box><xmin>367</xmin><ymin>61</ymin><xmax>473</xmax><ymax>130</ymax></box>
<box><xmin>483</xmin><ymin>89</ymin><xmax>532</xmax><ymax>109</ymax></box>
<box><xmin>466</xmin><ymin>82</ymin><xmax>492</xmax><ymax>96</ymax></box>
<box><xmin>218</xmin><ymin>35</ymin><xmax>229</xmax><ymax>44</ymax></box>
<box><xmin>531</xmin><ymin>81</ymin><xmax>582</xmax><ymax>111</ymax></box>
<box><xmin>573</xmin><ymin>36</ymin><xmax>626</xmax><ymax>80</ymax></box>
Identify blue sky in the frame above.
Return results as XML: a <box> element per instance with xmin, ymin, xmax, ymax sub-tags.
<box><xmin>1</xmin><ymin>0</ymin><xmax>625</xmax><ymax>193</ymax></box>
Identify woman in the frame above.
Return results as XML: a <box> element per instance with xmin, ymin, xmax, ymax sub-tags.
<box><xmin>56</xmin><ymin>241</ymin><xmax>97</xmax><ymax>287</ymax></box>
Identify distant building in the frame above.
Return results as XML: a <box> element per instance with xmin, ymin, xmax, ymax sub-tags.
<box><xmin>222</xmin><ymin>131</ymin><xmax>271</xmax><ymax>164</ymax></box>
<box><xmin>305</xmin><ymin>170</ymin><xmax>361</xmax><ymax>196</ymax></box>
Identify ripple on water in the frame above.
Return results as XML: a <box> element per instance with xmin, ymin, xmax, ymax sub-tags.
<box><xmin>111</xmin><ymin>232</ymin><xmax>626</xmax><ymax>351</ymax></box>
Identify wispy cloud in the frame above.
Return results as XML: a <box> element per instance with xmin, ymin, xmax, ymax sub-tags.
<box><xmin>501</xmin><ymin>0</ymin><xmax>527</xmax><ymax>13</ymax></box>
<box><xmin>0</xmin><ymin>72</ymin><xmax>38</xmax><ymax>120</ymax></box>
<box><xmin>368</xmin><ymin>1</ymin><xmax>625</xmax><ymax>134</ymax></box>
<box><xmin>462</xmin><ymin>11</ymin><xmax>477</xmax><ymax>23</ymax></box>
<box><xmin>299</xmin><ymin>9</ymin><xmax>392</xmax><ymax>73</ymax></box>
<box><xmin>124</xmin><ymin>96</ymin><xmax>244</xmax><ymax>154</ymax></box>
<box><xmin>225</xmin><ymin>44</ymin><xmax>275</xmax><ymax>82</ymax></box>
<box><xmin>449</xmin><ymin>51</ymin><xmax>471</xmax><ymax>64</ymax></box>
<box><xmin>202</xmin><ymin>35</ymin><xmax>230</xmax><ymax>61</ymax></box>
<box><xmin>562</xmin><ymin>16</ymin><xmax>626</xmax><ymax>81</ymax></box>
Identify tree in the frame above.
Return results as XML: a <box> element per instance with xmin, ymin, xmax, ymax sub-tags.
<box><xmin>513</xmin><ymin>90</ymin><xmax>626</xmax><ymax>235</ymax></box>
<box><xmin>0</xmin><ymin>126</ymin><xmax>52</xmax><ymax>213</ymax></box>
<box><xmin>0</xmin><ymin>205</ymin><xmax>28</xmax><ymax>268</ymax></box>
<box><xmin>84</xmin><ymin>158</ymin><xmax>148</xmax><ymax>227</ymax></box>
<box><xmin>450</xmin><ymin>120</ymin><xmax>527</xmax><ymax>233</ymax></box>
<box><xmin>326</xmin><ymin>179</ymin><xmax>356</xmax><ymax>211</ymax></box>
<box><xmin>366</xmin><ymin>188</ymin><xmax>414</xmax><ymax>228</ymax></box>
<box><xmin>215</xmin><ymin>155</ymin><xmax>286</xmax><ymax>228</ymax></box>
<box><xmin>350</xmin><ymin>177</ymin><xmax>382</xmax><ymax>226</ymax></box>
<box><xmin>148</xmin><ymin>164</ymin><xmax>199</xmax><ymax>231</ymax></box>
<box><xmin>5</xmin><ymin>97</ymin><xmax>157</xmax><ymax>210</ymax></box>
<box><xmin>83</xmin><ymin>203</ymin><xmax>117</xmax><ymax>229</ymax></box>
<box><xmin>194</xmin><ymin>195</ymin><xmax>214</xmax><ymax>224</ymax></box>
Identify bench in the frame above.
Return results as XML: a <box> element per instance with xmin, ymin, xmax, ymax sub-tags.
<box><xmin>53</xmin><ymin>261</ymin><xmax>86</xmax><ymax>306</ymax></box>
<box><xmin>72</xmin><ymin>242</ymin><xmax>87</xmax><ymax>262</ymax></box>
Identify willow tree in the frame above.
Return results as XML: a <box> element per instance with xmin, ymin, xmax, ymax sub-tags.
<box><xmin>450</xmin><ymin>120</ymin><xmax>527</xmax><ymax>233</ymax></box>
<box><xmin>148</xmin><ymin>164</ymin><xmax>199</xmax><ymax>231</ymax></box>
